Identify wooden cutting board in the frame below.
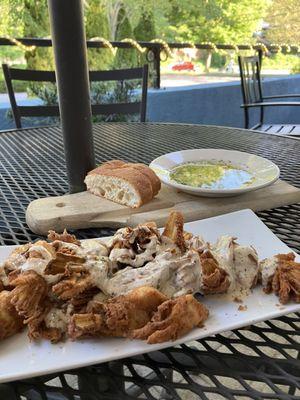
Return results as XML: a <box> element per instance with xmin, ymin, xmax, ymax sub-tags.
<box><xmin>26</xmin><ymin>180</ymin><xmax>300</xmax><ymax>236</ymax></box>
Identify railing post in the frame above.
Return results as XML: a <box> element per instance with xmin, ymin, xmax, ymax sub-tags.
<box><xmin>257</xmin><ymin>49</ymin><xmax>263</xmax><ymax>69</ymax></box>
<box><xmin>152</xmin><ymin>46</ymin><xmax>161</xmax><ymax>89</ymax></box>
<box><xmin>47</xmin><ymin>0</ymin><xmax>95</xmax><ymax>194</ymax></box>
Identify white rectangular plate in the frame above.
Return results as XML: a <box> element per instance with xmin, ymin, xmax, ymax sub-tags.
<box><xmin>0</xmin><ymin>209</ymin><xmax>299</xmax><ymax>383</ymax></box>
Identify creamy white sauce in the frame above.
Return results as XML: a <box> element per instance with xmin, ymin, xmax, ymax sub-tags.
<box><xmin>18</xmin><ymin>244</ymin><xmax>60</xmax><ymax>284</ymax></box>
<box><xmin>3</xmin><ymin>250</ymin><xmax>28</xmax><ymax>271</ymax></box>
<box><xmin>211</xmin><ymin>236</ymin><xmax>236</xmax><ymax>291</ymax></box>
<box><xmin>103</xmin><ymin>249</ymin><xmax>202</xmax><ymax>298</ymax></box>
<box><xmin>81</xmin><ymin>239</ymin><xmax>108</xmax><ymax>258</ymax></box>
<box><xmin>85</xmin><ymin>257</ymin><xmax>110</xmax><ymax>290</ymax></box>
<box><xmin>29</xmin><ymin>245</ymin><xmax>54</xmax><ymax>261</ymax></box>
<box><xmin>161</xmin><ymin>250</ymin><xmax>203</xmax><ymax>297</ymax></box>
<box><xmin>1</xmin><ymin>225</ymin><xmax>270</xmax><ymax>303</ymax></box>
<box><xmin>20</xmin><ymin>258</ymin><xmax>62</xmax><ymax>284</ymax></box>
<box><xmin>108</xmin><ymin>226</ymin><xmax>161</xmax><ymax>268</ymax></box>
<box><xmin>44</xmin><ymin>305</ymin><xmax>73</xmax><ymax>330</ymax></box>
<box><xmin>259</xmin><ymin>256</ymin><xmax>278</xmax><ymax>286</ymax></box>
<box><xmin>233</xmin><ymin>244</ymin><xmax>258</xmax><ymax>289</ymax></box>
<box><xmin>211</xmin><ymin>236</ymin><xmax>259</xmax><ymax>295</ymax></box>
<box><xmin>187</xmin><ymin>235</ymin><xmax>209</xmax><ymax>253</ymax></box>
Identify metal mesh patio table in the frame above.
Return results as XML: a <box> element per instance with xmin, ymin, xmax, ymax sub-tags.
<box><xmin>0</xmin><ymin>123</ymin><xmax>299</xmax><ymax>400</ymax></box>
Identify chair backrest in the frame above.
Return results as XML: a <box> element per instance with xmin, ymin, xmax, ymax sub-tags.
<box><xmin>238</xmin><ymin>55</ymin><xmax>263</xmax><ymax>105</ymax></box>
<box><xmin>2</xmin><ymin>64</ymin><xmax>148</xmax><ymax>129</ymax></box>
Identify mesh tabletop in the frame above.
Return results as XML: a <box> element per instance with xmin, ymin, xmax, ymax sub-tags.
<box><xmin>0</xmin><ymin>123</ymin><xmax>299</xmax><ymax>400</ymax></box>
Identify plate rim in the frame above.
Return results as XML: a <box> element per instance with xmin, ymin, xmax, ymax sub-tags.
<box><xmin>150</xmin><ymin>148</ymin><xmax>280</xmax><ymax>194</ymax></box>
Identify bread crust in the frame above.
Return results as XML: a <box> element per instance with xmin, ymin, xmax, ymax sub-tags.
<box><xmin>86</xmin><ymin>160</ymin><xmax>161</xmax><ymax>207</ymax></box>
<box><xmin>127</xmin><ymin>163</ymin><xmax>161</xmax><ymax>196</ymax></box>
<box><xmin>88</xmin><ymin>160</ymin><xmax>126</xmax><ymax>174</ymax></box>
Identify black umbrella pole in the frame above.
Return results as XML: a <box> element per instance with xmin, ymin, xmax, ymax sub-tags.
<box><xmin>48</xmin><ymin>0</ymin><xmax>95</xmax><ymax>193</ymax></box>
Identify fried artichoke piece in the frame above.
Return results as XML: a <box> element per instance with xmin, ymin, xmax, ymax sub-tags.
<box><xmin>200</xmin><ymin>251</ymin><xmax>230</xmax><ymax>294</ymax></box>
<box><xmin>108</xmin><ymin>286</ymin><xmax>167</xmax><ymax>314</ymax></box>
<box><xmin>108</xmin><ymin>222</ymin><xmax>161</xmax><ymax>268</ymax></box>
<box><xmin>2</xmin><ymin>243</ymin><xmax>31</xmax><ymax>271</ymax></box>
<box><xmin>71</xmin><ymin>287</ymin><xmax>101</xmax><ymax>313</ymax></box>
<box><xmin>9</xmin><ymin>270</ymin><xmax>48</xmax><ymax>323</ymax></box>
<box><xmin>264</xmin><ymin>253</ymin><xmax>300</xmax><ymax>304</ymax></box>
<box><xmin>131</xmin><ymin>294</ymin><xmax>209</xmax><ymax>344</ymax></box>
<box><xmin>69</xmin><ymin>313</ymin><xmax>103</xmax><ymax>339</ymax></box>
<box><xmin>69</xmin><ymin>287</ymin><xmax>167</xmax><ymax>339</ymax></box>
<box><xmin>162</xmin><ymin>211</ymin><xmax>186</xmax><ymax>253</ymax></box>
<box><xmin>45</xmin><ymin>252</ymin><xmax>86</xmax><ymax>275</ymax></box>
<box><xmin>27</xmin><ymin>305</ymin><xmax>63</xmax><ymax>343</ymax></box>
<box><xmin>0</xmin><ymin>290</ymin><xmax>24</xmax><ymax>340</ymax></box>
<box><xmin>28</xmin><ymin>240</ymin><xmax>56</xmax><ymax>259</ymax></box>
<box><xmin>52</xmin><ymin>264</ymin><xmax>93</xmax><ymax>300</ymax></box>
<box><xmin>48</xmin><ymin>229</ymin><xmax>81</xmax><ymax>246</ymax></box>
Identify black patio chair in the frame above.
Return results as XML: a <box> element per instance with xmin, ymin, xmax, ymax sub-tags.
<box><xmin>238</xmin><ymin>55</ymin><xmax>300</xmax><ymax>135</ymax></box>
<box><xmin>2</xmin><ymin>63</ymin><xmax>148</xmax><ymax>129</ymax></box>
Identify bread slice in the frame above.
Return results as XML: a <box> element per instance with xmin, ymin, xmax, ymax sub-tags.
<box><xmin>85</xmin><ymin>160</ymin><xmax>161</xmax><ymax>208</ymax></box>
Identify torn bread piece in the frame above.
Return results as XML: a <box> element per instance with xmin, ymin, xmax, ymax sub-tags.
<box><xmin>84</xmin><ymin>160</ymin><xmax>161</xmax><ymax>208</ymax></box>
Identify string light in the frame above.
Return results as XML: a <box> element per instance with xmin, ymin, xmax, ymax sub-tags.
<box><xmin>282</xmin><ymin>44</ymin><xmax>291</xmax><ymax>53</ymax></box>
<box><xmin>256</xmin><ymin>42</ymin><xmax>269</xmax><ymax>54</ymax></box>
<box><xmin>199</xmin><ymin>42</ymin><xmax>219</xmax><ymax>53</ymax></box>
<box><xmin>291</xmin><ymin>44</ymin><xmax>300</xmax><ymax>53</ymax></box>
<box><xmin>5</xmin><ymin>37</ymin><xmax>36</xmax><ymax>53</ymax></box>
<box><xmin>269</xmin><ymin>43</ymin><xmax>282</xmax><ymax>53</ymax></box>
<box><xmin>228</xmin><ymin>43</ymin><xmax>240</xmax><ymax>53</ymax></box>
<box><xmin>150</xmin><ymin>39</ymin><xmax>173</xmax><ymax>58</ymax></box>
<box><xmin>121</xmin><ymin>38</ymin><xmax>146</xmax><ymax>54</ymax></box>
<box><xmin>4</xmin><ymin>36</ymin><xmax>300</xmax><ymax>57</ymax></box>
<box><xmin>182</xmin><ymin>42</ymin><xmax>196</xmax><ymax>48</ymax></box>
<box><xmin>90</xmin><ymin>37</ymin><xmax>117</xmax><ymax>55</ymax></box>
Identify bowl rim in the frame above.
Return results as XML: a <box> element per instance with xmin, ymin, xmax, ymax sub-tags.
<box><xmin>149</xmin><ymin>148</ymin><xmax>280</xmax><ymax>194</ymax></box>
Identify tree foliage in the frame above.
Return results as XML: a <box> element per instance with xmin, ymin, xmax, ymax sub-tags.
<box><xmin>165</xmin><ymin>0</ymin><xmax>270</xmax><ymax>44</ymax></box>
<box><xmin>264</xmin><ymin>0</ymin><xmax>300</xmax><ymax>44</ymax></box>
<box><xmin>85</xmin><ymin>0</ymin><xmax>113</xmax><ymax>70</ymax></box>
<box><xmin>113</xmin><ymin>6</ymin><xmax>137</xmax><ymax>68</ymax></box>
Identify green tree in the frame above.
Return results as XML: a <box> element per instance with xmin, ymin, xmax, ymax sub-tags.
<box><xmin>85</xmin><ymin>0</ymin><xmax>113</xmax><ymax>70</ymax></box>
<box><xmin>0</xmin><ymin>0</ymin><xmax>25</xmax><ymax>64</ymax></box>
<box><xmin>166</xmin><ymin>0</ymin><xmax>270</xmax><ymax>70</ymax></box>
<box><xmin>166</xmin><ymin>0</ymin><xmax>269</xmax><ymax>43</ymax></box>
<box><xmin>113</xmin><ymin>6</ymin><xmax>137</xmax><ymax>68</ymax></box>
<box><xmin>264</xmin><ymin>0</ymin><xmax>300</xmax><ymax>44</ymax></box>
<box><xmin>134</xmin><ymin>12</ymin><xmax>156</xmax><ymax>41</ymax></box>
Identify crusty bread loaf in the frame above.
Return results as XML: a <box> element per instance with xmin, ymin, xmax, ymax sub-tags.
<box><xmin>84</xmin><ymin>160</ymin><xmax>161</xmax><ymax>208</ymax></box>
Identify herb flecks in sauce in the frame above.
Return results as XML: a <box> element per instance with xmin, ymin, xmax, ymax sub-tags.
<box><xmin>170</xmin><ymin>162</ymin><xmax>254</xmax><ymax>190</ymax></box>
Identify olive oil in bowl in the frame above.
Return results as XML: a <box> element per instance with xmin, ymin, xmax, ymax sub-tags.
<box><xmin>170</xmin><ymin>162</ymin><xmax>254</xmax><ymax>190</ymax></box>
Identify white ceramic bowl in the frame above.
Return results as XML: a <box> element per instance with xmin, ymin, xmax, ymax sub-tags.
<box><xmin>150</xmin><ymin>149</ymin><xmax>280</xmax><ymax>197</ymax></box>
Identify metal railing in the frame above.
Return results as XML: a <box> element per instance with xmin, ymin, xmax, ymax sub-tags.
<box><xmin>0</xmin><ymin>38</ymin><xmax>299</xmax><ymax>88</ymax></box>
